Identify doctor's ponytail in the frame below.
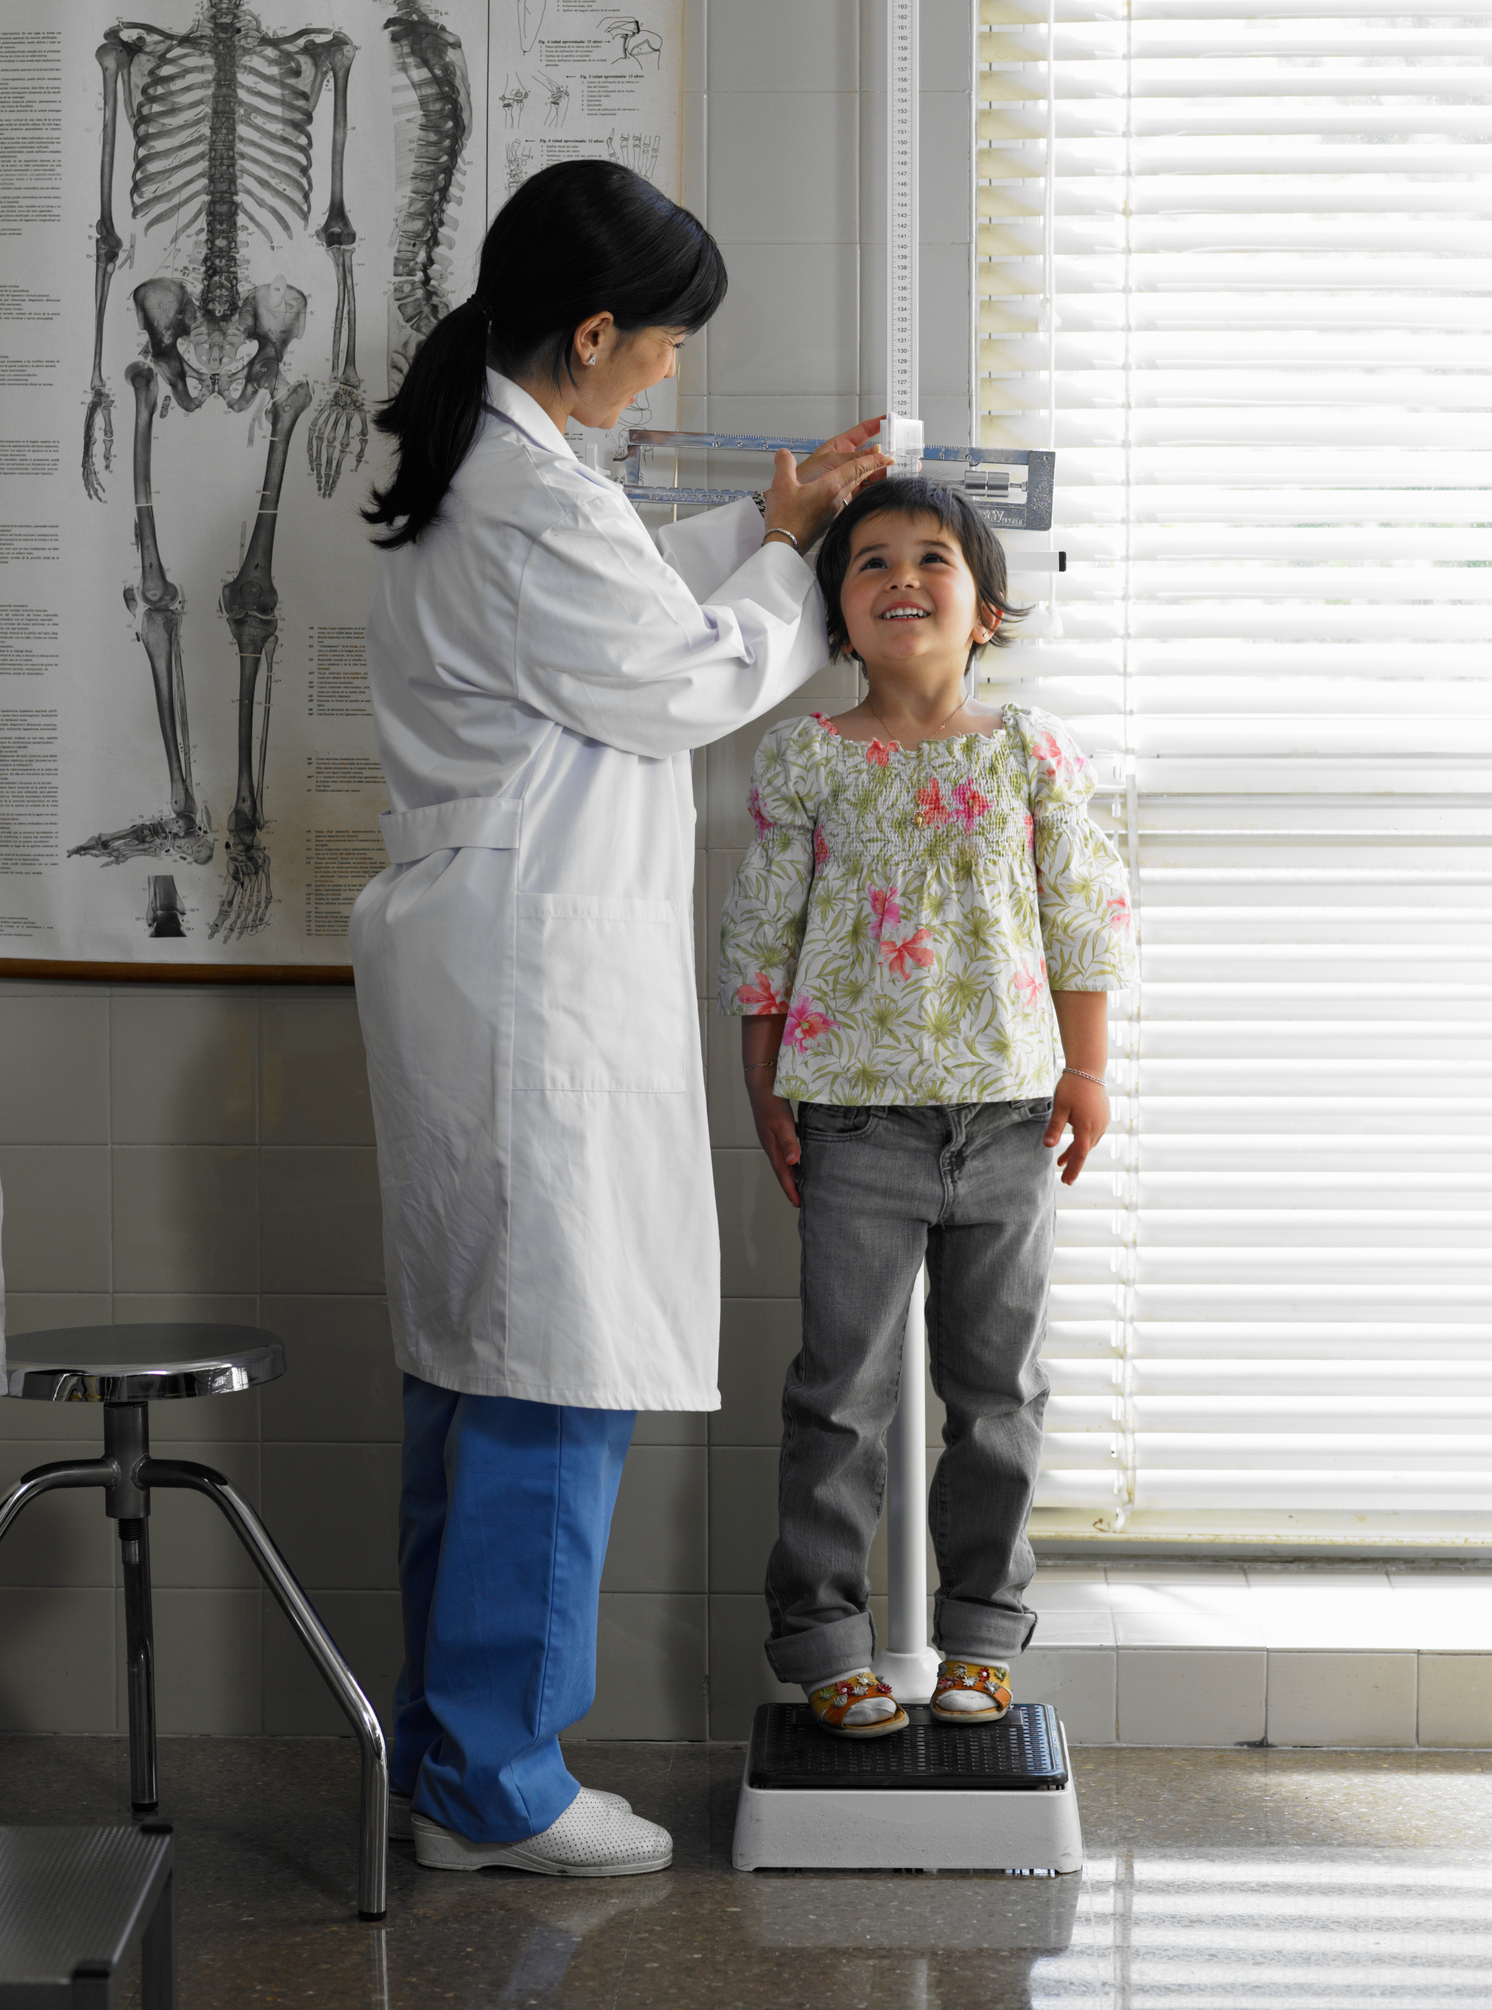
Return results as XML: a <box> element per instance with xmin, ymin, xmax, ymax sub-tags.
<box><xmin>364</xmin><ymin>161</ymin><xmax>727</xmax><ymax>550</ymax></box>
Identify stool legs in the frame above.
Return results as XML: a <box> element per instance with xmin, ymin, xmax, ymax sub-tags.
<box><xmin>119</xmin><ymin>1516</ymin><xmax>159</xmax><ymax>1814</ymax></box>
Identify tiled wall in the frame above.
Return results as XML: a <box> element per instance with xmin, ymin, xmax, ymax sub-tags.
<box><xmin>0</xmin><ymin>0</ymin><xmax>977</xmax><ymax>1743</ymax></box>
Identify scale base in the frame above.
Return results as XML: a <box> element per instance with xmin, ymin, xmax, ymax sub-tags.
<box><xmin>732</xmin><ymin>1702</ymin><xmax>1083</xmax><ymax>1873</ymax></box>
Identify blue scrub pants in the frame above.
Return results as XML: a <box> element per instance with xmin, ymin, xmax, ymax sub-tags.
<box><xmin>391</xmin><ymin>1374</ymin><xmax>636</xmax><ymax>1843</ymax></box>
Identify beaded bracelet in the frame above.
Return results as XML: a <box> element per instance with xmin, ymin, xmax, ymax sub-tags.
<box><xmin>1063</xmin><ymin>1065</ymin><xmax>1106</xmax><ymax>1088</ymax></box>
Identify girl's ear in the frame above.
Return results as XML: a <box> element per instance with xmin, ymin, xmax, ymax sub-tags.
<box><xmin>972</xmin><ymin>603</ymin><xmax>1003</xmax><ymax>646</ymax></box>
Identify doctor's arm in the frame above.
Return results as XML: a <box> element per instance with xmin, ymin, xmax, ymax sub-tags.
<box><xmin>512</xmin><ymin>444</ymin><xmax>885</xmax><ymax>759</ymax></box>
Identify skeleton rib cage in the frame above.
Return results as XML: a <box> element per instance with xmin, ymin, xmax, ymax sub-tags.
<box><xmin>124</xmin><ymin>18</ymin><xmax>328</xmax><ymax>315</ymax></box>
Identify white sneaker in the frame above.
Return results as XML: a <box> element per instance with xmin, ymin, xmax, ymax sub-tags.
<box><xmin>412</xmin><ymin>1787</ymin><xmax>671</xmax><ymax>1877</ymax></box>
<box><xmin>389</xmin><ymin>1783</ymin><xmax>629</xmax><ymax>1845</ymax></box>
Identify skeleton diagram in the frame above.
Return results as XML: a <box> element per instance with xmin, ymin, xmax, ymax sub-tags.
<box><xmin>534</xmin><ymin>69</ymin><xmax>568</xmax><ymax>127</ymax></box>
<box><xmin>602</xmin><ymin>16</ymin><xmax>662</xmax><ymax>71</ymax></box>
<box><xmin>607</xmin><ymin>129</ymin><xmax>659</xmax><ymax>181</ymax></box>
<box><xmin>74</xmin><ymin>0</ymin><xmax>366</xmax><ymax>939</ymax></box>
<box><xmin>498</xmin><ymin>70</ymin><xmax>527</xmax><ymax>127</ymax></box>
<box><xmin>516</xmin><ymin>0</ymin><xmax>546</xmax><ymax>55</ymax></box>
<box><xmin>387</xmin><ymin>0</ymin><xmax>473</xmax><ymax>392</ymax></box>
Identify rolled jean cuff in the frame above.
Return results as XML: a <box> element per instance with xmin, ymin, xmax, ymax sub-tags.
<box><xmin>933</xmin><ymin>1596</ymin><xmax>1038</xmax><ymax>1661</ymax></box>
<box><xmin>765</xmin><ymin>1611</ymin><xmax>877</xmax><ymax>1689</ymax></box>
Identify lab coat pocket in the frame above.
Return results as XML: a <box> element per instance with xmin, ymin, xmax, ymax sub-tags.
<box><xmin>513</xmin><ymin>894</ymin><xmax>692</xmax><ymax>1093</ymax></box>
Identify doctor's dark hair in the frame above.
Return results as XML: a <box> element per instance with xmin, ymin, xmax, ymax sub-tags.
<box><xmin>364</xmin><ymin>160</ymin><xmax>727</xmax><ymax>549</ymax></box>
<box><xmin>815</xmin><ymin>478</ymin><xmax>1024</xmax><ymax>662</ymax></box>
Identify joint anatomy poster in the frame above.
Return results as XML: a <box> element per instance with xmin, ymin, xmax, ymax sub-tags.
<box><xmin>0</xmin><ymin>0</ymin><xmax>682</xmax><ymax>971</ymax></box>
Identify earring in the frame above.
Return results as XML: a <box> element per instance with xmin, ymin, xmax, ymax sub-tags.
<box><xmin>584</xmin><ymin>355</ymin><xmax>597</xmax><ymax>366</ymax></box>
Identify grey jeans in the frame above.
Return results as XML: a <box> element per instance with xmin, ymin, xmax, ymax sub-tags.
<box><xmin>764</xmin><ymin>1100</ymin><xmax>1055</xmax><ymax>1689</ymax></box>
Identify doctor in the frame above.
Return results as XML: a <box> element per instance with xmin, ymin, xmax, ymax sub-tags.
<box><xmin>352</xmin><ymin>159</ymin><xmax>887</xmax><ymax>1878</ymax></box>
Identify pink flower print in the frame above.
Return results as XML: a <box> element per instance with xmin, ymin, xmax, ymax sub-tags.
<box><xmin>1012</xmin><ymin>957</ymin><xmax>1048</xmax><ymax>1010</ymax></box>
<box><xmin>1023</xmin><ymin>812</ymin><xmax>1035</xmax><ymax>853</ymax></box>
<box><xmin>782</xmin><ymin>992</ymin><xmax>840</xmax><ymax>1051</ymax></box>
<box><xmin>747</xmin><ymin>784</ymin><xmax>773</xmax><ymax>840</ymax></box>
<box><xmin>814</xmin><ymin>825</ymin><xmax>831</xmax><ymax>871</ymax></box>
<box><xmin>1030</xmin><ymin>730</ymin><xmax>1086</xmax><ymax>784</ymax></box>
<box><xmin>737</xmin><ymin>972</ymin><xmax>788</xmax><ymax>1015</ymax></box>
<box><xmin>879</xmin><ymin>929</ymin><xmax>936</xmax><ymax>982</ymax></box>
<box><xmin>951</xmin><ymin>780</ymin><xmax>990</xmax><ymax>832</ymax></box>
<box><xmin>915</xmin><ymin>779</ymin><xmax>951</xmax><ymax>828</ymax></box>
<box><xmin>1106</xmin><ymin>893</ymin><xmax>1132</xmax><ymax>933</ymax></box>
<box><xmin>866</xmin><ymin>739</ymin><xmax>895</xmax><ymax>768</ymax></box>
<box><xmin>812</xmin><ymin>711</ymin><xmax>840</xmax><ymax>736</ymax></box>
<box><xmin>868</xmin><ymin>884</ymin><xmax>901</xmax><ymax>942</ymax></box>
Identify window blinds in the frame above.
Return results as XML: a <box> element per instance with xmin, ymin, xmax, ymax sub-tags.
<box><xmin>975</xmin><ymin>0</ymin><xmax>1492</xmax><ymax>1536</ymax></box>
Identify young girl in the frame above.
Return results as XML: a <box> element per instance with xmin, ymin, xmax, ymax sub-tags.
<box><xmin>719</xmin><ymin>478</ymin><xmax>1135</xmax><ymax>1738</ymax></box>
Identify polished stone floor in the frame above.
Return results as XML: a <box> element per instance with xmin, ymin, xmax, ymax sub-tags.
<box><xmin>4</xmin><ymin>1735</ymin><xmax>1492</xmax><ymax>2007</ymax></box>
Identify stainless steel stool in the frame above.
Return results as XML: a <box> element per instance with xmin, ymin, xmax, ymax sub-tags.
<box><xmin>0</xmin><ymin>1822</ymin><xmax>175</xmax><ymax>2007</ymax></box>
<box><xmin>0</xmin><ymin>1326</ymin><xmax>388</xmax><ymax>1920</ymax></box>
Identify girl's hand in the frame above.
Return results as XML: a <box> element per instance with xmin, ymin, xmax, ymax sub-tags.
<box><xmin>763</xmin><ymin>435</ymin><xmax>891</xmax><ymax>553</ymax></box>
<box><xmin>748</xmin><ymin>1078</ymin><xmax>802</xmax><ymax>1207</ymax></box>
<box><xmin>1043</xmin><ymin>1075</ymin><xmax>1109</xmax><ymax>1186</ymax></box>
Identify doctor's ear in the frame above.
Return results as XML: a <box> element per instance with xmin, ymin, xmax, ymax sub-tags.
<box><xmin>573</xmin><ymin>312</ymin><xmax>615</xmax><ymax>370</ymax></box>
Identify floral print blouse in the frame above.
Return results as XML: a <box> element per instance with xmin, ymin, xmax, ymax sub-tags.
<box><xmin>718</xmin><ymin>704</ymin><xmax>1136</xmax><ymax>1106</ymax></box>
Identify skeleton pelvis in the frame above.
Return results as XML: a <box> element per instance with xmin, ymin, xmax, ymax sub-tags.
<box><xmin>133</xmin><ymin>275</ymin><xmax>307</xmax><ymax>404</ymax></box>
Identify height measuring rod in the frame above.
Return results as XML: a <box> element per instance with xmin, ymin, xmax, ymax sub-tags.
<box><xmin>872</xmin><ymin>0</ymin><xmax>942</xmax><ymax>1708</ymax></box>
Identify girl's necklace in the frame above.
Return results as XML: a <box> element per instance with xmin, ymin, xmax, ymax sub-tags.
<box><xmin>865</xmin><ymin>693</ymin><xmax>969</xmax><ymax>750</ymax></box>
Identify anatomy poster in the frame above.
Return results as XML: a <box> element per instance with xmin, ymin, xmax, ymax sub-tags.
<box><xmin>0</xmin><ymin>0</ymin><xmax>682</xmax><ymax>971</ymax></box>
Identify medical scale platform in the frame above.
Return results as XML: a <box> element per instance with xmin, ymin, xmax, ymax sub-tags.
<box><xmin>732</xmin><ymin>1701</ymin><xmax>1084</xmax><ymax>1874</ymax></box>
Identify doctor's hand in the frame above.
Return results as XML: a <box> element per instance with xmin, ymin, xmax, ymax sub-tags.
<box><xmin>763</xmin><ymin>429</ymin><xmax>892</xmax><ymax>554</ymax></box>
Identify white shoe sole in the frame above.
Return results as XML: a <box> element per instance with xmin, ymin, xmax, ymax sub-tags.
<box><xmin>412</xmin><ymin>1812</ymin><xmax>670</xmax><ymax>1878</ymax></box>
<box><xmin>390</xmin><ymin>1787</ymin><xmax>629</xmax><ymax>1847</ymax></box>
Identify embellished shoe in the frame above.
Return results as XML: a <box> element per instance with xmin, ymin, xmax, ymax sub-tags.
<box><xmin>807</xmin><ymin>1669</ymin><xmax>909</xmax><ymax>1739</ymax></box>
<box><xmin>930</xmin><ymin>1659</ymin><xmax>1013</xmax><ymax>1723</ymax></box>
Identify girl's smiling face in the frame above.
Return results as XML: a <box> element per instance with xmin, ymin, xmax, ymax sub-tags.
<box><xmin>838</xmin><ymin>509</ymin><xmax>994</xmax><ymax>675</ymax></box>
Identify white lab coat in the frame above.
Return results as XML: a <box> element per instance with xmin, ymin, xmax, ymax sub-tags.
<box><xmin>350</xmin><ymin>372</ymin><xmax>826</xmax><ymax>1410</ymax></box>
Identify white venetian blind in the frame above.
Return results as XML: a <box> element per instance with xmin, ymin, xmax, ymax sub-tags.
<box><xmin>976</xmin><ymin>0</ymin><xmax>1492</xmax><ymax>1536</ymax></box>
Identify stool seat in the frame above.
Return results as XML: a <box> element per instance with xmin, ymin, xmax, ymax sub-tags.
<box><xmin>3</xmin><ymin>1325</ymin><xmax>284</xmax><ymax>1404</ymax></box>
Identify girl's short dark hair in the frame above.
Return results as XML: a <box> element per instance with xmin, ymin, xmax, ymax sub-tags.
<box><xmin>365</xmin><ymin>160</ymin><xmax>727</xmax><ymax>549</ymax></box>
<box><xmin>814</xmin><ymin>477</ymin><xmax>1024</xmax><ymax>661</ymax></box>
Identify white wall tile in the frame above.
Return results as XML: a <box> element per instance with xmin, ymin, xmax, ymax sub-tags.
<box><xmin>1018</xmin><ymin>1647</ymin><xmax>1116</xmax><ymax>1744</ymax></box>
<box><xmin>1418</xmin><ymin>1654</ymin><xmax>1492</xmax><ymax>1748</ymax></box>
<box><xmin>709</xmin><ymin>1</ymin><xmax>857</xmax><ymax>94</ymax></box>
<box><xmin>708</xmin><ymin>94</ymin><xmax>859</xmax><ymax>246</ymax></box>
<box><xmin>714</xmin><ymin>1150</ymin><xmax>802</xmax><ymax>1298</ymax></box>
<box><xmin>1116</xmin><ymin>1649</ymin><xmax>1266</xmax><ymax>1746</ymax></box>
<box><xmin>0</xmin><ymin>993</ymin><xmax>109</xmax><ymax>1144</ymax></box>
<box><xmin>110</xmin><ymin>991</ymin><xmax>257</xmax><ymax>1145</ymax></box>
<box><xmin>121</xmin><ymin>1587</ymin><xmax>262</xmax><ymax>1734</ymax></box>
<box><xmin>1267</xmin><ymin>1651</ymin><xmax>1418</xmax><ymax>1748</ymax></box>
<box><xmin>708</xmin><ymin>243</ymin><xmax>861</xmax><ymax>397</ymax></box>
<box><xmin>579</xmin><ymin>1593</ymin><xmax>708</xmax><ymax>1739</ymax></box>
<box><xmin>0</xmin><ymin>1587</ymin><xmax>116</xmax><ymax>1730</ymax></box>
<box><xmin>0</xmin><ymin>1147</ymin><xmax>111</xmax><ymax>1293</ymax></box>
<box><xmin>603</xmin><ymin>1446</ymin><xmax>708</xmax><ymax>1593</ymax></box>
